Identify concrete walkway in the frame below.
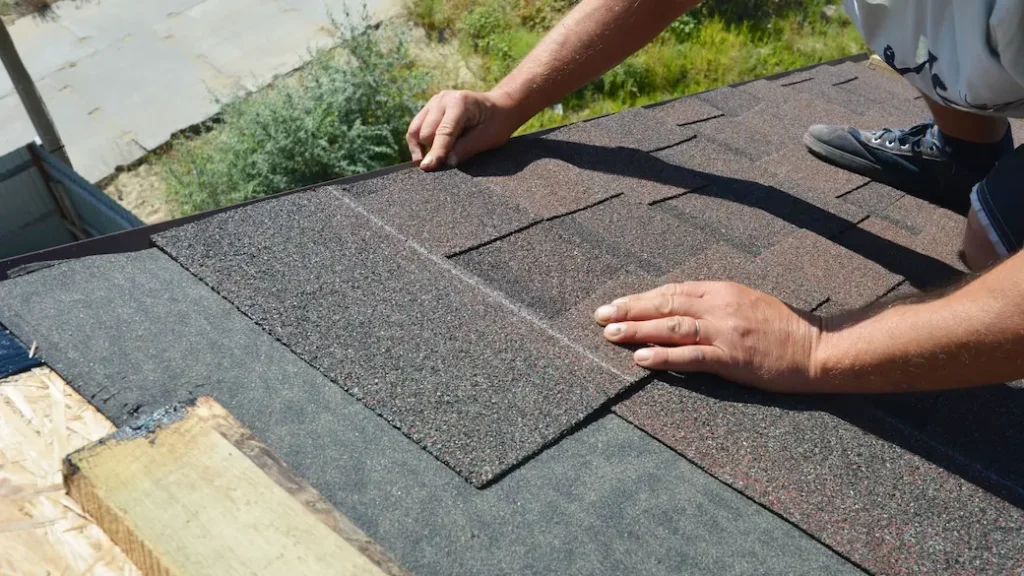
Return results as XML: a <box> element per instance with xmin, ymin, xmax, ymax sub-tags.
<box><xmin>1</xmin><ymin>0</ymin><xmax>399</xmax><ymax>182</ymax></box>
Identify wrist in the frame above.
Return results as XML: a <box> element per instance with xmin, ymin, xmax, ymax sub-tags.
<box><xmin>487</xmin><ymin>84</ymin><xmax>539</xmax><ymax>130</ymax></box>
<box><xmin>806</xmin><ymin>314</ymin><xmax>846</xmax><ymax>392</ymax></box>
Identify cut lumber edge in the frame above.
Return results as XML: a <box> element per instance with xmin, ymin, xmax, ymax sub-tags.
<box><xmin>63</xmin><ymin>396</ymin><xmax>410</xmax><ymax>576</ymax></box>
<box><xmin>866</xmin><ymin>54</ymin><xmax>901</xmax><ymax>78</ymax></box>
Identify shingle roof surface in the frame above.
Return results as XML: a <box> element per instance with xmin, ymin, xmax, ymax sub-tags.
<box><xmin>0</xmin><ymin>250</ymin><xmax>861</xmax><ymax>576</ymax></box>
<box><xmin>7</xmin><ymin>60</ymin><xmax>1024</xmax><ymax>575</ymax></box>
<box><xmin>154</xmin><ymin>190</ymin><xmax>634</xmax><ymax>486</ymax></box>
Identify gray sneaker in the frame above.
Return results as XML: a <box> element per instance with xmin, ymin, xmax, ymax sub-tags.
<box><xmin>803</xmin><ymin>121</ymin><xmax>1012</xmax><ymax>214</ymax></box>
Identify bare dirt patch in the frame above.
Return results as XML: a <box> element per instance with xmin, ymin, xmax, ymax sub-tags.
<box><xmin>101</xmin><ymin>164</ymin><xmax>174</xmax><ymax>224</ymax></box>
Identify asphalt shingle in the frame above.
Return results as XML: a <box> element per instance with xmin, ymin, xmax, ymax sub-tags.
<box><xmin>582</xmin><ymin>106</ymin><xmax>697</xmax><ymax>151</ymax></box>
<box><xmin>0</xmin><ymin>250</ymin><xmax>861</xmax><ymax>576</ymax></box>
<box><xmin>650</xmin><ymin>96</ymin><xmax>725</xmax><ymax>125</ymax></box>
<box><xmin>565</xmin><ymin>195</ymin><xmax>715</xmax><ymax>274</ymax></box>
<box><xmin>154</xmin><ymin>189</ymin><xmax>630</xmax><ymax>486</ymax></box>
<box><xmin>451</xmin><ymin>216</ymin><xmax>637</xmax><ymax>319</ymax></box>
<box><xmin>839</xmin><ymin>181</ymin><xmax>905</xmax><ymax>215</ymax></box>
<box><xmin>755</xmin><ymin>229</ymin><xmax>903</xmax><ymax>309</ymax></box>
<box><xmin>460</xmin><ymin>139</ymin><xmax>619</xmax><ymax>219</ymax></box>
<box><xmin>791</xmin><ymin>76</ymin><xmax>879</xmax><ymax>115</ymax></box>
<box><xmin>343</xmin><ymin>168</ymin><xmax>538</xmax><ymax>256</ymax></box>
<box><xmin>695</xmin><ymin>86</ymin><xmax>763</xmax><ymax>117</ymax></box>
<box><xmin>613</xmin><ymin>377</ymin><xmax>1024</xmax><ymax>576</ymax></box>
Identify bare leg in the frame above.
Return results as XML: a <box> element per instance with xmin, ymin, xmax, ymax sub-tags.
<box><xmin>918</xmin><ymin>94</ymin><xmax>1011</xmax><ymax>270</ymax></box>
<box><xmin>921</xmin><ymin>94</ymin><xmax>1009</xmax><ymax>143</ymax></box>
<box><xmin>962</xmin><ymin>210</ymin><xmax>1002</xmax><ymax>271</ymax></box>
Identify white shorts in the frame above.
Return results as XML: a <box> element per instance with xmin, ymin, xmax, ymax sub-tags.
<box><xmin>844</xmin><ymin>0</ymin><xmax>1024</xmax><ymax>118</ymax></box>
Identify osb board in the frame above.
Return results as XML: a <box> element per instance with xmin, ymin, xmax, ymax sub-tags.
<box><xmin>65</xmin><ymin>396</ymin><xmax>409</xmax><ymax>576</ymax></box>
<box><xmin>0</xmin><ymin>366</ymin><xmax>140</xmax><ymax>575</ymax></box>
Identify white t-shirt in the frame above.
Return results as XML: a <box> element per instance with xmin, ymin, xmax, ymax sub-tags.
<box><xmin>844</xmin><ymin>0</ymin><xmax>1024</xmax><ymax>117</ymax></box>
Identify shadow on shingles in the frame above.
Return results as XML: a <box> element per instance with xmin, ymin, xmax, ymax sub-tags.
<box><xmin>467</xmin><ymin>138</ymin><xmax>1024</xmax><ymax>507</ymax></box>
<box><xmin>463</xmin><ymin>140</ymin><xmax>963</xmax><ymax>291</ymax></box>
<box><xmin>658</xmin><ymin>371</ymin><xmax>1024</xmax><ymax>511</ymax></box>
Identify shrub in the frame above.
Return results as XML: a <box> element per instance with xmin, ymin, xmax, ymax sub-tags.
<box><xmin>160</xmin><ymin>11</ymin><xmax>430</xmax><ymax>215</ymax></box>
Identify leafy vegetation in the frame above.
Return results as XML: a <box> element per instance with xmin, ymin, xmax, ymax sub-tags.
<box><xmin>0</xmin><ymin>0</ymin><xmax>58</xmax><ymax>19</ymax></box>
<box><xmin>156</xmin><ymin>1</ymin><xmax>864</xmax><ymax>216</ymax></box>
<box><xmin>159</xmin><ymin>13</ymin><xmax>429</xmax><ymax>215</ymax></box>
<box><xmin>410</xmin><ymin>0</ymin><xmax>865</xmax><ymax>133</ymax></box>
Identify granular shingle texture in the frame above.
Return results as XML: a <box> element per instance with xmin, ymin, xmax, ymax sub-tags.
<box><xmin>564</xmin><ymin>196</ymin><xmax>713</xmax><ymax>275</ymax></box>
<box><xmin>664</xmin><ymin>243</ymin><xmax>829</xmax><ymax>310</ymax></box>
<box><xmin>650</xmin><ymin>96</ymin><xmax>724</xmax><ymax>125</ymax></box>
<box><xmin>695</xmin><ymin>86</ymin><xmax>762</xmax><ymax>117</ymax></box>
<box><xmin>540</xmin><ymin>124</ymin><xmax>709</xmax><ymax>204</ymax></box>
<box><xmin>0</xmin><ymin>250</ymin><xmax>860</xmax><ymax>576</ymax></box>
<box><xmin>154</xmin><ymin>189</ymin><xmax>631</xmax><ymax>486</ymax></box>
<box><xmin>451</xmin><ymin>216</ymin><xmax>639</xmax><ymax>319</ymax></box>
<box><xmin>9</xmin><ymin>58</ymin><xmax>1016</xmax><ymax>576</ymax></box>
<box><xmin>613</xmin><ymin>376</ymin><xmax>1024</xmax><ymax>576</ymax></box>
<box><xmin>839</xmin><ymin>181</ymin><xmax>905</xmax><ymax>215</ymax></box>
<box><xmin>582</xmin><ymin>107</ymin><xmax>697</xmax><ymax>151</ymax></box>
<box><xmin>755</xmin><ymin>229</ymin><xmax>903</xmax><ymax>309</ymax></box>
<box><xmin>657</xmin><ymin>185</ymin><xmax>798</xmax><ymax>255</ymax></box>
<box><xmin>459</xmin><ymin>139</ymin><xmax>619</xmax><ymax>219</ymax></box>
<box><xmin>342</xmin><ymin>168</ymin><xmax>537</xmax><ymax>256</ymax></box>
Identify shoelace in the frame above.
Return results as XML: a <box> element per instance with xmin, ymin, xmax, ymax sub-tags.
<box><xmin>870</xmin><ymin>122</ymin><xmax>940</xmax><ymax>152</ymax></box>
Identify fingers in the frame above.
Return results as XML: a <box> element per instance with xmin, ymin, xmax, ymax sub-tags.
<box><xmin>417</xmin><ymin>102</ymin><xmax>447</xmax><ymax>165</ymax></box>
<box><xmin>594</xmin><ymin>292</ymin><xmax>706</xmax><ymax>325</ymax></box>
<box><xmin>632</xmin><ymin>345</ymin><xmax>725</xmax><ymax>372</ymax></box>
<box><xmin>406</xmin><ymin>101</ymin><xmax>432</xmax><ymax>163</ymax></box>
<box><xmin>421</xmin><ymin>96</ymin><xmax>468</xmax><ymax>171</ymax></box>
<box><xmin>603</xmin><ymin>316</ymin><xmax>710</xmax><ymax>346</ymax></box>
<box><xmin>612</xmin><ymin>281</ymin><xmax>711</xmax><ymax>305</ymax></box>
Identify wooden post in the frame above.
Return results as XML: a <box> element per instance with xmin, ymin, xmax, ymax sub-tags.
<box><xmin>0</xmin><ymin>18</ymin><xmax>72</xmax><ymax>167</ymax></box>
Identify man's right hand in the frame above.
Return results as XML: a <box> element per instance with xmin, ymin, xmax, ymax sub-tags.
<box><xmin>406</xmin><ymin>89</ymin><xmax>522</xmax><ymax>171</ymax></box>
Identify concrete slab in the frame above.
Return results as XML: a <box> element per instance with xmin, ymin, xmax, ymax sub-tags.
<box><xmin>1</xmin><ymin>16</ymin><xmax>98</xmax><ymax>98</ymax></box>
<box><xmin>45</xmin><ymin>32</ymin><xmax>230</xmax><ymax>152</ymax></box>
<box><xmin>47</xmin><ymin>0</ymin><xmax>209</xmax><ymax>50</ymax></box>
<box><xmin>155</xmin><ymin>0</ymin><xmax>334</xmax><ymax>92</ymax></box>
<box><xmin>0</xmin><ymin>93</ymin><xmax>36</xmax><ymax>154</ymax></box>
<box><xmin>0</xmin><ymin>0</ymin><xmax>400</xmax><ymax>182</ymax></box>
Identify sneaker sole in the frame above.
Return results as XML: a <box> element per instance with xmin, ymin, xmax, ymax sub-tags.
<box><xmin>802</xmin><ymin>133</ymin><xmax>884</xmax><ymax>176</ymax></box>
<box><xmin>803</xmin><ymin>133</ymin><xmax>972</xmax><ymax>214</ymax></box>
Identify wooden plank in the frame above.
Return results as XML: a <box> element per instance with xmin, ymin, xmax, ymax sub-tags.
<box><xmin>867</xmin><ymin>54</ymin><xmax>901</xmax><ymax>78</ymax></box>
<box><xmin>64</xmin><ymin>396</ymin><xmax>409</xmax><ymax>576</ymax></box>
<box><xmin>0</xmin><ymin>366</ymin><xmax>140</xmax><ymax>575</ymax></box>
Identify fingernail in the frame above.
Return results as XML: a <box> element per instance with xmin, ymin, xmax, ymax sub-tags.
<box><xmin>595</xmin><ymin>304</ymin><xmax>617</xmax><ymax>322</ymax></box>
<box><xmin>612</xmin><ymin>297</ymin><xmax>628</xmax><ymax>304</ymax></box>
<box><xmin>634</xmin><ymin>348</ymin><xmax>654</xmax><ymax>363</ymax></box>
<box><xmin>605</xmin><ymin>323</ymin><xmax>625</xmax><ymax>337</ymax></box>
<box><xmin>421</xmin><ymin>154</ymin><xmax>435</xmax><ymax>169</ymax></box>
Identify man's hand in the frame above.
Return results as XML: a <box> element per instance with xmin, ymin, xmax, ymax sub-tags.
<box><xmin>408</xmin><ymin>0</ymin><xmax>699</xmax><ymax>171</ymax></box>
<box><xmin>594</xmin><ymin>281</ymin><xmax>825</xmax><ymax>393</ymax></box>
<box><xmin>406</xmin><ymin>89</ymin><xmax>521</xmax><ymax>171</ymax></box>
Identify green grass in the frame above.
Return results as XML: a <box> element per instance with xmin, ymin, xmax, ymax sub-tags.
<box><xmin>154</xmin><ymin>1</ymin><xmax>866</xmax><ymax>216</ymax></box>
<box><xmin>409</xmin><ymin>0</ymin><xmax>866</xmax><ymax>134</ymax></box>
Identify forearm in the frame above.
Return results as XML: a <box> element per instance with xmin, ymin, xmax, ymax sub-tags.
<box><xmin>813</xmin><ymin>252</ymin><xmax>1024</xmax><ymax>392</ymax></box>
<box><xmin>493</xmin><ymin>0</ymin><xmax>697</xmax><ymax>126</ymax></box>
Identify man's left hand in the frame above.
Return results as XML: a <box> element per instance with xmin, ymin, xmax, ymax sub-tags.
<box><xmin>595</xmin><ymin>281</ymin><xmax>825</xmax><ymax>393</ymax></box>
